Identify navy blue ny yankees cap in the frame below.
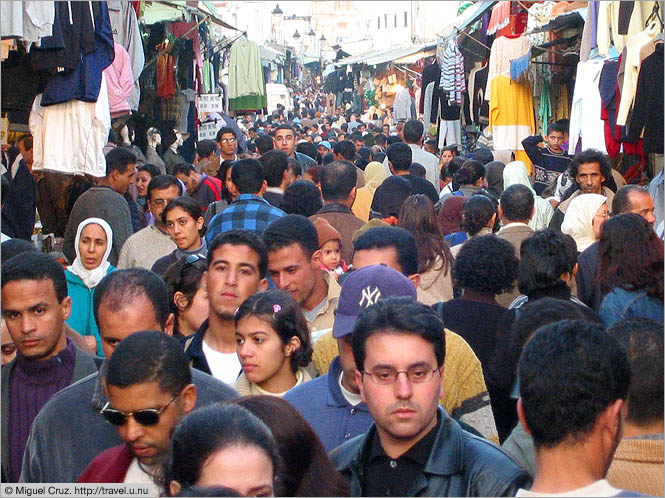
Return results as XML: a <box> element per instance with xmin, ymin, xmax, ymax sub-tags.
<box><xmin>332</xmin><ymin>264</ymin><xmax>417</xmax><ymax>339</ymax></box>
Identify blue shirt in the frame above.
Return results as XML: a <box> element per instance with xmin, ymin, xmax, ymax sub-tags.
<box><xmin>599</xmin><ymin>287</ymin><xmax>664</xmax><ymax>328</ymax></box>
<box><xmin>205</xmin><ymin>194</ymin><xmax>285</xmax><ymax>244</ymax></box>
<box><xmin>283</xmin><ymin>356</ymin><xmax>372</xmax><ymax>452</ymax></box>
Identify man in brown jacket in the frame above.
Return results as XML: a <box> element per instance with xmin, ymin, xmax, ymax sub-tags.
<box><xmin>310</xmin><ymin>160</ymin><xmax>365</xmax><ymax>263</ymax></box>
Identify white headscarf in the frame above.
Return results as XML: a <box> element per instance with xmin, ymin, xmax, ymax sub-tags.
<box><xmin>503</xmin><ymin>161</ymin><xmax>554</xmax><ymax>230</ymax></box>
<box><xmin>67</xmin><ymin>218</ymin><xmax>113</xmax><ymax>289</ymax></box>
<box><xmin>561</xmin><ymin>194</ymin><xmax>608</xmax><ymax>252</ymax></box>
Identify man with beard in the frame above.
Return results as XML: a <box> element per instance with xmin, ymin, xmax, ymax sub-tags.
<box><xmin>515</xmin><ymin>319</ymin><xmax>634</xmax><ymax>496</ymax></box>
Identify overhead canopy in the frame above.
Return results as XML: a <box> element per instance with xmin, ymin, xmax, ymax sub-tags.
<box><xmin>142</xmin><ymin>0</ymin><xmax>240</xmax><ymax>31</ymax></box>
<box><xmin>335</xmin><ymin>45</ymin><xmax>429</xmax><ymax>67</ymax></box>
<box><xmin>438</xmin><ymin>0</ymin><xmax>496</xmax><ymax>39</ymax></box>
<box><xmin>259</xmin><ymin>45</ymin><xmax>286</xmax><ymax>64</ymax></box>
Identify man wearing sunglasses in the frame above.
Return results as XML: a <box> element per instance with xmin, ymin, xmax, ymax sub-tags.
<box><xmin>19</xmin><ymin>269</ymin><xmax>237</xmax><ymax>484</ymax></box>
<box><xmin>78</xmin><ymin>332</ymin><xmax>196</xmax><ymax>493</ymax></box>
<box><xmin>330</xmin><ymin>297</ymin><xmax>530</xmax><ymax>497</ymax></box>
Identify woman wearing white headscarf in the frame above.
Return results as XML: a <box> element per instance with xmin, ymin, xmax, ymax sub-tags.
<box><xmin>65</xmin><ymin>218</ymin><xmax>116</xmax><ymax>356</ymax></box>
<box><xmin>503</xmin><ymin>161</ymin><xmax>554</xmax><ymax>230</ymax></box>
<box><xmin>561</xmin><ymin>194</ymin><xmax>609</xmax><ymax>252</ymax></box>
<box><xmin>352</xmin><ymin>161</ymin><xmax>387</xmax><ymax>221</ymax></box>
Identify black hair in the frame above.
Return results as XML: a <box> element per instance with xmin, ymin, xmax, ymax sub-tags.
<box><xmin>350</xmin><ymin>132</ymin><xmax>363</xmax><ymax>143</ymax></box>
<box><xmin>488</xmin><ymin>298</ymin><xmax>593</xmax><ymax>397</ymax></box>
<box><xmin>321</xmin><ymin>153</ymin><xmax>335</xmax><ymax>166</ymax></box>
<box><xmin>106</xmin><ymin>331</ymin><xmax>191</xmax><ymax>394</ymax></box>
<box><xmin>196</xmin><ymin>139</ymin><xmax>217</xmax><ymax>159</ymax></box>
<box><xmin>296</xmin><ymin>141</ymin><xmax>318</xmax><ymax>161</ymax></box>
<box><xmin>410</xmin><ymin>163</ymin><xmax>426</xmax><ymax>178</ymax></box>
<box><xmin>441</xmin><ymin>145</ymin><xmax>458</xmax><ymax>155</ymax></box>
<box><xmin>161</xmin><ymin>197</ymin><xmax>204</xmax><ymax>227</ymax></box>
<box><xmin>177</xmin><ymin>486</ymin><xmax>240</xmax><ymax>497</ymax></box>
<box><xmin>163</xmin><ymin>257</ymin><xmax>208</xmax><ymax>338</ymax></box>
<box><xmin>403</xmin><ymin>119</ymin><xmax>424</xmax><ymax>143</ymax></box>
<box><xmin>93</xmin><ymin>269</ymin><xmax>170</xmax><ymax>328</ymax></box>
<box><xmin>353</xmin><ymin>226</ymin><xmax>419</xmax><ymax>276</ymax></box>
<box><xmin>259</xmin><ymin>150</ymin><xmax>289</xmax><ymax>188</ymax></box>
<box><xmin>279</xmin><ymin>180</ymin><xmax>323</xmax><ymax>217</ymax></box>
<box><xmin>460</xmin><ymin>195</ymin><xmax>496</xmax><ymax>236</ymax></box>
<box><xmin>286</xmin><ymin>158</ymin><xmax>302</xmax><ymax>178</ymax></box>
<box><xmin>547</xmin><ymin>122</ymin><xmax>566</xmax><ymax>135</ymax></box>
<box><xmin>320</xmin><ymin>160</ymin><xmax>357</xmax><ymax>201</ymax></box>
<box><xmin>1</xmin><ymin>238</ymin><xmax>38</xmax><ymax>266</ymax></box>
<box><xmin>374</xmin><ymin>134</ymin><xmax>387</xmax><ymax>146</ymax></box>
<box><xmin>372</xmin><ymin>152</ymin><xmax>386</xmax><ymax>164</ymax></box>
<box><xmin>352</xmin><ymin>296</ymin><xmax>445</xmax><ymax>370</ymax></box>
<box><xmin>263</xmin><ymin>215</ymin><xmax>319</xmax><ymax>259</ymax></box>
<box><xmin>386</xmin><ymin>142</ymin><xmax>412</xmax><ymax>171</ymax></box>
<box><xmin>518</xmin><ymin>230</ymin><xmax>578</xmax><ymax>296</ymax></box>
<box><xmin>215</xmin><ymin>126</ymin><xmax>236</xmax><ymax>142</ymax></box>
<box><xmin>568</xmin><ymin>149</ymin><xmax>612</xmax><ymax>187</ymax></box>
<box><xmin>452</xmin><ymin>235</ymin><xmax>518</xmax><ymax>295</ymax></box>
<box><xmin>459</xmin><ymin>160</ymin><xmax>486</xmax><ymax>185</ymax></box>
<box><xmin>500</xmin><ymin>184</ymin><xmax>534</xmax><ymax>222</ymax></box>
<box><xmin>607</xmin><ymin>318</ymin><xmax>664</xmax><ymax>425</ymax></box>
<box><xmin>138</xmin><ymin>163</ymin><xmax>160</xmax><ymax>178</ymax></box>
<box><xmin>16</xmin><ymin>133</ymin><xmax>33</xmax><ymax>150</ymax></box>
<box><xmin>105</xmin><ymin>147</ymin><xmax>137</xmax><ymax>176</ymax></box>
<box><xmin>234</xmin><ymin>290</ymin><xmax>312</xmax><ymax>372</ymax></box>
<box><xmin>231</xmin><ymin>158</ymin><xmax>265</xmax><ymax>194</ymax></box>
<box><xmin>274</xmin><ymin>123</ymin><xmax>296</xmax><ymax>136</ymax></box>
<box><xmin>387</xmin><ymin>135</ymin><xmax>403</xmax><ymax>146</ymax></box>
<box><xmin>332</xmin><ymin>140</ymin><xmax>356</xmax><ymax>161</ymax></box>
<box><xmin>147</xmin><ymin>174</ymin><xmax>183</xmax><ymax>200</ymax></box>
<box><xmin>172</xmin><ymin>163</ymin><xmax>196</xmax><ymax>177</ymax></box>
<box><xmin>519</xmin><ymin>319</ymin><xmax>630</xmax><ymax>448</ymax></box>
<box><xmin>207</xmin><ymin>230</ymin><xmax>268</xmax><ymax>279</ymax></box>
<box><xmin>164</xmin><ymin>404</ymin><xmax>279</xmax><ymax>495</ymax></box>
<box><xmin>611</xmin><ymin>185</ymin><xmax>650</xmax><ymax>215</ymax></box>
<box><xmin>1</xmin><ymin>252</ymin><xmax>68</xmax><ymax>302</ymax></box>
<box><xmin>233</xmin><ymin>396</ymin><xmax>349</xmax><ymax>497</ymax></box>
<box><xmin>255</xmin><ymin>134</ymin><xmax>275</xmax><ymax>155</ymax></box>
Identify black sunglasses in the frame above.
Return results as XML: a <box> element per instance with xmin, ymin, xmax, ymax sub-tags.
<box><xmin>100</xmin><ymin>394</ymin><xmax>179</xmax><ymax>427</ymax></box>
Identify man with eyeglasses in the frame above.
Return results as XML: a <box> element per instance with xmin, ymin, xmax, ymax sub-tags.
<box><xmin>117</xmin><ymin>175</ymin><xmax>181</xmax><ymax>270</ymax></box>
<box><xmin>330</xmin><ymin>297</ymin><xmax>530</xmax><ymax>497</ymax></box>
<box><xmin>19</xmin><ymin>269</ymin><xmax>237</xmax><ymax>483</ymax></box>
<box><xmin>78</xmin><ymin>332</ymin><xmax>196</xmax><ymax>493</ymax></box>
<box><xmin>216</xmin><ymin>127</ymin><xmax>238</xmax><ymax>163</ymax></box>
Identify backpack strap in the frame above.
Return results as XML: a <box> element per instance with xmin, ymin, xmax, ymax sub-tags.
<box><xmin>202</xmin><ymin>177</ymin><xmax>222</xmax><ymax>201</ymax></box>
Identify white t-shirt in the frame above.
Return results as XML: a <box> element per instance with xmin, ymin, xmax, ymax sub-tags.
<box><xmin>516</xmin><ymin>479</ymin><xmax>622</xmax><ymax>497</ymax></box>
<box><xmin>202</xmin><ymin>340</ymin><xmax>242</xmax><ymax>384</ymax></box>
<box><xmin>123</xmin><ymin>458</ymin><xmax>160</xmax><ymax>496</ymax></box>
<box><xmin>338</xmin><ymin>371</ymin><xmax>362</xmax><ymax>406</ymax></box>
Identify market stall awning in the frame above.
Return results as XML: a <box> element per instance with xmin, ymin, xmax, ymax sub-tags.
<box><xmin>259</xmin><ymin>45</ymin><xmax>286</xmax><ymax>64</ymax></box>
<box><xmin>142</xmin><ymin>1</ymin><xmax>240</xmax><ymax>31</ymax></box>
<box><xmin>438</xmin><ymin>0</ymin><xmax>496</xmax><ymax>39</ymax></box>
<box><xmin>394</xmin><ymin>44</ymin><xmax>437</xmax><ymax>64</ymax></box>
<box><xmin>336</xmin><ymin>45</ymin><xmax>428</xmax><ymax>67</ymax></box>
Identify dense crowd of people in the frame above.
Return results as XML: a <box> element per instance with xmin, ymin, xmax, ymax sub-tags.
<box><xmin>1</xmin><ymin>89</ymin><xmax>663</xmax><ymax>497</ymax></box>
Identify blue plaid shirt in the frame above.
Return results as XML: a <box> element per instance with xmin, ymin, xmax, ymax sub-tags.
<box><xmin>205</xmin><ymin>194</ymin><xmax>285</xmax><ymax>244</ymax></box>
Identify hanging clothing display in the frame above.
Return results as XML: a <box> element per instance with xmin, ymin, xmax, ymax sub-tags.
<box><xmin>484</xmin><ymin>35</ymin><xmax>532</xmax><ymax>100</ymax></box>
<box><xmin>626</xmin><ymin>43</ymin><xmax>663</xmax><ymax>154</ymax></box>
<box><xmin>616</xmin><ymin>21</ymin><xmax>660</xmax><ymax>127</ymax></box>
<box><xmin>569</xmin><ymin>59</ymin><xmax>607</xmax><ymax>154</ymax></box>
<box><xmin>393</xmin><ymin>87</ymin><xmax>413</xmax><ymax>122</ymax></box>
<box><xmin>0</xmin><ymin>1</ymin><xmax>54</xmax><ymax>45</ymax></box>
<box><xmin>107</xmin><ymin>0</ymin><xmax>144</xmax><ymax>110</ymax></box>
<box><xmin>39</xmin><ymin>1</ymin><xmax>114</xmax><ymax>107</ymax></box>
<box><xmin>596</xmin><ymin>1</ymin><xmax>658</xmax><ymax>56</ymax></box>
<box><xmin>538</xmin><ymin>81</ymin><xmax>552</xmax><ymax>136</ymax></box>
<box><xmin>419</xmin><ymin>62</ymin><xmax>441</xmax><ymax>114</ymax></box>
<box><xmin>228</xmin><ymin>40</ymin><xmax>266</xmax><ymax>111</ymax></box>
<box><xmin>438</xmin><ymin>119</ymin><xmax>461</xmax><ymax>149</ymax></box>
<box><xmin>440</xmin><ymin>38</ymin><xmax>465</xmax><ymax>106</ymax></box>
<box><xmin>30</xmin><ymin>77</ymin><xmax>111</xmax><ymax>178</ymax></box>
<box><xmin>489</xmin><ymin>75</ymin><xmax>535</xmax><ymax>170</ymax></box>
<box><xmin>422</xmin><ymin>82</ymin><xmax>436</xmax><ymax>131</ymax></box>
<box><xmin>156</xmin><ymin>51</ymin><xmax>176</xmax><ymax>99</ymax></box>
<box><xmin>104</xmin><ymin>43</ymin><xmax>134</xmax><ymax>117</ymax></box>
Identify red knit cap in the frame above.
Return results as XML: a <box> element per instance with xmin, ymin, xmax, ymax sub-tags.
<box><xmin>312</xmin><ymin>217</ymin><xmax>343</xmax><ymax>248</ymax></box>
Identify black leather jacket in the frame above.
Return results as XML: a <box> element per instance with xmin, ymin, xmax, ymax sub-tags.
<box><xmin>330</xmin><ymin>408</ymin><xmax>532</xmax><ymax>497</ymax></box>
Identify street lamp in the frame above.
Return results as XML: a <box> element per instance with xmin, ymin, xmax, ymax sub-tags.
<box><xmin>271</xmin><ymin>4</ymin><xmax>283</xmax><ymax>44</ymax></box>
<box><xmin>293</xmin><ymin>30</ymin><xmax>301</xmax><ymax>40</ymax></box>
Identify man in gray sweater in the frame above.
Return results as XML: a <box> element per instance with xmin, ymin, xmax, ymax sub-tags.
<box><xmin>63</xmin><ymin>148</ymin><xmax>136</xmax><ymax>266</ymax></box>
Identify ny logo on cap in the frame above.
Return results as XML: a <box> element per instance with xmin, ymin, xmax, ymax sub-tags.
<box><xmin>359</xmin><ymin>286</ymin><xmax>381</xmax><ymax>307</ymax></box>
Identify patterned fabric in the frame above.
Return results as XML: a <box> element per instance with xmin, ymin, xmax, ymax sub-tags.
<box><xmin>439</xmin><ymin>38</ymin><xmax>465</xmax><ymax>106</ymax></box>
<box><xmin>205</xmin><ymin>194</ymin><xmax>285</xmax><ymax>244</ymax></box>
